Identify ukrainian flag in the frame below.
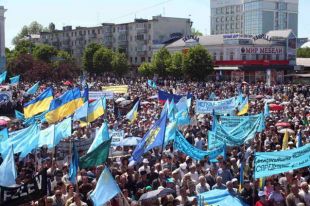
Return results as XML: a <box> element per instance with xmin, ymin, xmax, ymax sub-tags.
<box><xmin>24</xmin><ymin>87</ymin><xmax>53</xmax><ymax>118</ymax></box>
<box><xmin>45</xmin><ymin>88</ymin><xmax>83</xmax><ymax>123</ymax></box>
<box><xmin>126</xmin><ymin>100</ymin><xmax>139</xmax><ymax>124</ymax></box>
<box><xmin>87</xmin><ymin>97</ymin><xmax>105</xmax><ymax>122</ymax></box>
<box><xmin>237</xmin><ymin>97</ymin><xmax>249</xmax><ymax>116</ymax></box>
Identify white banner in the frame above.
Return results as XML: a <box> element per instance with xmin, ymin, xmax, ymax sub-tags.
<box><xmin>82</xmin><ymin>91</ymin><xmax>114</xmax><ymax>100</ymax></box>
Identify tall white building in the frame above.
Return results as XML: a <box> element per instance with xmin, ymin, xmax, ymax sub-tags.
<box><xmin>210</xmin><ymin>0</ymin><xmax>299</xmax><ymax>36</ymax></box>
<box><xmin>0</xmin><ymin>6</ymin><xmax>6</xmax><ymax>72</ymax></box>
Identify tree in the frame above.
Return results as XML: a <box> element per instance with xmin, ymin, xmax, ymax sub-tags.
<box><xmin>138</xmin><ymin>62</ymin><xmax>154</xmax><ymax>77</ymax></box>
<box><xmin>167</xmin><ymin>52</ymin><xmax>184</xmax><ymax>77</ymax></box>
<box><xmin>112</xmin><ymin>52</ymin><xmax>129</xmax><ymax>76</ymax></box>
<box><xmin>93</xmin><ymin>47</ymin><xmax>113</xmax><ymax>73</ymax></box>
<box><xmin>48</xmin><ymin>22</ymin><xmax>56</xmax><ymax>32</ymax></box>
<box><xmin>297</xmin><ymin>48</ymin><xmax>310</xmax><ymax>58</ymax></box>
<box><xmin>183</xmin><ymin>45</ymin><xmax>213</xmax><ymax>80</ymax></box>
<box><xmin>151</xmin><ymin>47</ymin><xmax>171</xmax><ymax>76</ymax></box>
<box><xmin>32</xmin><ymin>44</ymin><xmax>57</xmax><ymax>62</ymax></box>
<box><xmin>191</xmin><ymin>28</ymin><xmax>203</xmax><ymax>36</ymax></box>
<box><xmin>82</xmin><ymin>43</ymin><xmax>102</xmax><ymax>73</ymax></box>
<box><xmin>12</xmin><ymin>21</ymin><xmax>45</xmax><ymax>45</ymax></box>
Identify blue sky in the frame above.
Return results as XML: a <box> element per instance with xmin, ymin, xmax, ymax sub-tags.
<box><xmin>2</xmin><ymin>0</ymin><xmax>310</xmax><ymax>49</ymax></box>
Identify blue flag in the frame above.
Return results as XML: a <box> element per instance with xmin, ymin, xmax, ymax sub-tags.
<box><xmin>160</xmin><ymin>99</ymin><xmax>169</xmax><ymax>119</ymax></box>
<box><xmin>131</xmin><ymin>112</ymin><xmax>167</xmax><ymax>162</ymax></box>
<box><xmin>54</xmin><ymin>117</ymin><xmax>72</xmax><ymax>146</ymax></box>
<box><xmin>126</xmin><ymin>100</ymin><xmax>139</xmax><ymax>123</ymax></box>
<box><xmin>164</xmin><ymin>121</ymin><xmax>177</xmax><ymax>146</ymax></box>
<box><xmin>168</xmin><ymin>98</ymin><xmax>177</xmax><ymax>121</ymax></box>
<box><xmin>0</xmin><ymin>71</ymin><xmax>7</xmax><ymax>84</ymax></box>
<box><xmin>297</xmin><ymin>132</ymin><xmax>303</xmax><ymax>147</ymax></box>
<box><xmin>175</xmin><ymin>110</ymin><xmax>190</xmax><ymax>126</ymax></box>
<box><xmin>87</xmin><ymin>122</ymin><xmax>110</xmax><ymax>154</ymax></box>
<box><xmin>38</xmin><ymin>124</ymin><xmax>55</xmax><ymax>148</ymax></box>
<box><xmin>264</xmin><ymin>103</ymin><xmax>270</xmax><ymax>118</ymax></box>
<box><xmin>15</xmin><ymin>110</ymin><xmax>25</xmax><ymax>120</ymax></box>
<box><xmin>90</xmin><ymin>167</ymin><xmax>121</xmax><ymax>206</ymax></box>
<box><xmin>73</xmin><ymin>101</ymin><xmax>89</xmax><ymax>121</ymax></box>
<box><xmin>26</xmin><ymin>81</ymin><xmax>40</xmax><ymax>95</ymax></box>
<box><xmin>83</xmin><ymin>83</ymin><xmax>89</xmax><ymax>102</ymax></box>
<box><xmin>9</xmin><ymin>75</ymin><xmax>20</xmax><ymax>85</ymax></box>
<box><xmin>0</xmin><ymin>146</ymin><xmax>17</xmax><ymax>187</ymax></box>
<box><xmin>147</xmin><ymin>80</ymin><xmax>157</xmax><ymax>89</ymax></box>
<box><xmin>69</xmin><ymin>142</ymin><xmax>79</xmax><ymax>184</ymax></box>
<box><xmin>176</xmin><ymin>96</ymin><xmax>189</xmax><ymax>112</ymax></box>
<box><xmin>239</xmin><ymin>162</ymin><xmax>244</xmax><ymax>188</ymax></box>
<box><xmin>0</xmin><ymin>128</ymin><xmax>8</xmax><ymax>142</ymax></box>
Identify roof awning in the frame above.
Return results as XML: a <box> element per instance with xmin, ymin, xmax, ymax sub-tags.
<box><xmin>214</xmin><ymin>67</ymin><xmax>239</xmax><ymax>71</ymax></box>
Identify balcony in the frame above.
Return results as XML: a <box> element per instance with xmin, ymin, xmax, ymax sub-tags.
<box><xmin>137</xmin><ymin>51</ymin><xmax>147</xmax><ymax>56</ymax></box>
<box><xmin>136</xmin><ymin>28</ymin><xmax>147</xmax><ymax>34</ymax></box>
<box><xmin>118</xmin><ymin>39</ymin><xmax>128</xmax><ymax>46</ymax></box>
<box><xmin>88</xmin><ymin>33</ymin><xmax>97</xmax><ymax>39</ymax></box>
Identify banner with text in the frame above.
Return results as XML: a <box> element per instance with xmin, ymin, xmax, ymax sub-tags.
<box><xmin>195</xmin><ymin>97</ymin><xmax>237</xmax><ymax>114</ymax></box>
<box><xmin>102</xmin><ymin>85</ymin><xmax>128</xmax><ymax>94</ymax></box>
<box><xmin>254</xmin><ymin>144</ymin><xmax>310</xmax><ymax>179</ymax></box>
<box><xmin>110</xmin><ymin>130</ymin><xmax>124</xmax><ymax>146</ymax></box>
<box><xmin>83</xmin><ymin>91</ymin><xmax>114</xmax><ymax>100</ymax></box>
<box><xmin>0</xmin><ymin>169</ymin><xmax>47</xmax><ymax>206</ymax></box>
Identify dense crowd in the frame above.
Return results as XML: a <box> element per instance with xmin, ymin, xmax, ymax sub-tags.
<box><xmin>0</xmin><ymin>76</ymin><xmax>310</xmax><ymax>206</ymax></box>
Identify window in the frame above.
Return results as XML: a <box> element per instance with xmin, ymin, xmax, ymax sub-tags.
<box><xmin>130</xmin><ymin>57</ymin><xmax>132</xmax><ymax>63</ymax></box>
<box><xmin>88</xmin><ymin>30</ymin><xmax>90</xmax><ymax>34</ymax></box>
<box><xmin>213</xmin><ymin>53</ymin><xmax>217</xmax><ymax>61</ymax></box>
<box><xmin>242</xmin><ymin>54</ymin><xmax>247</xmax><ymax>60</ymax></box>
<box><xmin>135</xmin><ymin>57</ymin><xmax>137</xmax><ymax>63</ymax></box>
<box><xmin>97</xmin><ymin>29</ymin><xmax>100</xmax><ymax>34</ymax></box>
<box><xmin>220</xmin><ymin>52</ymin><xmax>224</xmax><ymax>61</ymax></box>
<box><xmin>276</xmin><ymin>54</ymin><xmax>280</xmax><ymax>60</ymax></box>
<box><xmin>141</xmin><ymin>57</ymin><xmax>145</xmax><ymax>62</ymax></box>
<box><xmin>230</xmin><ymin>52</ymin><xmax>234</xmax><ymax>60</ymax></box>
<box><xmin>148</xmin><ymin>57</ymin><xmax>151</xmax><ymax>62</ymax></box>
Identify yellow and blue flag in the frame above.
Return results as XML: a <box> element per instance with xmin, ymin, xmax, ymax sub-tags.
<box><xmin>0</xmin><ymin>71</ymin><xmax>7</xmax><ymax>84</ymax></box>
<box><xmin>24</xmin><ymin>87</ymin><xmax>53</xmax><ymax>118</ymax></box>
<box><xmin>131</xmin><ymin>111</ymin><xmax>167</xmax><ymax>163</ymax></box>
<box><xmin>9</xmin><ymin>75</ymin><xmax>20</xmax><ymax>85</ymax></box>
<box><xmin>126</xmin><ymin>100</ymin><xmax>139</xmax><ymax>124</ymax></box>
<box><xmin>87</xmin><ymin>97</ymin><xmax>105</xmax><ymax>122</ymax></box>
<box><xmin>237</xmin><ymin>97</ymin><xmax>249</xmax><ymax>116</ymax></box>
<box><xmin>45</xmin><ymin>88</ymin><xmax>83</xmax><ymax>123</ymax></box>
<box><xmin>26</xmin><ymin>81</ymin><xmax>40</xmax><ymax>95</ymax></box>
<box><xmin>282</xmin><ymin>129</ymin><xmax>289</xmax><ymax>150</ymax></box>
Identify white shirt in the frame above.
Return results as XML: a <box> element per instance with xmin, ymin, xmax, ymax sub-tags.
<box><xmin>299</xmin><ymin>190</ymin><xmax>310</xmax><ymax>206</ymax></box>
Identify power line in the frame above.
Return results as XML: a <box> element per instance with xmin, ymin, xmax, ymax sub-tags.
<box><xmin>105</xmin><ymin>0</ymin><xmax>173</xmax><ymax>22</ymax></box>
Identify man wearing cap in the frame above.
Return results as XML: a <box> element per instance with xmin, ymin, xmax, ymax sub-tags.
<box><xmin>138</xmin><ymin>158</ymin><xmax>151</xmax><ymax>174</ymax></box>
<box><xmin>240</xmin><ymin>180</ymin><xmax>254</xmax><ymax>205</ymax></box>
<box><xmin>255</xmin><ymin>191</ymin><xmax>271</xmax><ymax>206</ymax></box>
<box><xmin>299</xmin><ymin>182</ymin><xmax>310</xmax><ymax>206</ymax></box>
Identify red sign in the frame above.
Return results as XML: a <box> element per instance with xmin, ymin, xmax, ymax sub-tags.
<box><xmin>241</xmin><ymin>47</ymin><xmax>283</xmax><ymax>54</ymax></box>
<box><xmin>214</xmin><ymin>60</ymin><xmax>289</xmax><ymax>66</ymax></box>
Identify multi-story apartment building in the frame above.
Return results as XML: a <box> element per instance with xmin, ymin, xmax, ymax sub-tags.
<box><xmin>210</xmin><ymin>0</ymin><xmax>299</xmax><ymax>36</ymax></box>
<box><xmin>211</xmin><ymin>0</ymin><xmax>244</xmax><ymax>35</ymax></box>
<box><xmin>38</xmin><ymin>16</ymin><xmax>192</xmax><ymax>66</ymax></box>
<box><xmin>0</xmin><ymin>6</ymin><xmax>6</xmax><ymax>72</ymax></box>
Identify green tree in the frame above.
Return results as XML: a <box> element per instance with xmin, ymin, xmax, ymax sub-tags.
<box><xmin>191</xmin><ymin>28</ymin><xmax>203</xmax><ymax>36</ymax></box>
<box><xmin>14</xmin><ymin>40</ymin><xmax>35</xmax><ymax>55</ymax></box>
<box><xmin>32</xmin><ymin>44</ymin><xmax>57</xmax><ymax>62</ymax></box>
<box><xmin>138</xmin><ymin>62</ymin><xmax>154</xmax><ymax>77</ymax></box>
<box><xmin>167</xmin><ymin>52</ymin><xmax>184</xmax><ymax>77</ymax></box>
<box><xmin>297</xmin><ymin>48</ymin><xmax>310</xmax><ymax>58</ymax></box>
<box><xmin>48</xmin><ymin>22</ymin><xmax>56</xmax><ymax>32</ymax></box>
<box><xmin>12</xmin><ymin>21</ymin><xmax>45</xmax><ymax>45</ymax></box>
<box><xmin>151</xmin><ymin>47</ymin><xmax>171</xmax><ymax>76</ymax></box>
<box><xmin>112</xmin><ymin>52</ymin><xmax>129</xmax><ymax>76</ymax></box>
<box><xmin>183</xmin><ymin>45</ymin><xmax>213</xmax><ymax>80</ymax></box>
<box><xmin>82</xmin><ymin>43</ymin><xmax>102</xmax><ymax>72</ymax></box>
<box><xmin>93</xmin><ymin>47</ymin><xmax>113</xmax><ymax>73</ymax></box>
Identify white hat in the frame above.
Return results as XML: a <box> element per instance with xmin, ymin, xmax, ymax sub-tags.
<box><xmin>142</xmin><ymin>158</ymin><xmax>149</xmax><ymax>164</ymax></box>
<box><xmin>180</xmin><ymin>163</ymin><xmax>187</xmax><ymax>170</ymax></box>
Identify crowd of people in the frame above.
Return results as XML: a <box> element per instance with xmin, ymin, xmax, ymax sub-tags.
<box><xmin>0</xmin><ymin>76</ymin><xmax>309</xmax><ymax>206</ymax></box>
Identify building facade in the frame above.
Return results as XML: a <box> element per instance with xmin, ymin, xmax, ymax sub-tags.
<box><xmin>210</xmin><ymin>0</ymin><xmax>299</xmax><ymax>36</ymax></box>
<box><xmin>0</xmin><ymin>6</ymin><xmax>6</xmax><ymax>72</ymax></box>
<box><xmin>38</xmin><ymin>16</ymin><xmax>192</xmax><ymax>66</ymax></box>
<box><xmin>163</xmin><ymin>29</ymin><xmax>297</xmax><ymax>83</ymax></box>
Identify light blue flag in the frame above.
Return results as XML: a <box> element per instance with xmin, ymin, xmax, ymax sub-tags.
<box><xmin>209</xmin><ymin>92</ymin><xmax>217</xmax><ymax>100</ymax></box>
<box><xmin>87</xmin><ymin>122</ymin><xmax>110</xmax><ymax>154</ymax></box>
<box><xmin>0</xmin><ymin>128</ymin><xmax>8</xmax><ymax>142</ymax></box>
<box><xmin>160</xmin><ymin>99</ymin><xmax>169</xmax><ymax>119</ymax></box>
<box><xmin>126</xmin><ymin>100</ymin><xmax>139</xmax><ymax>122</ymax></box>
<box><xmin>69</xmin><ymin>142</ymin><xmax>79</xmax><ymax>184</ymax></box>
<box><xmin>0</xmin><ymin>71</ymin><xmax>7</xmax><ymax>84</ymax></box>
<box><xmin>176</xmin><ymin>96</ymin><xmax>189</xmax><ymax>112</ymax></box>
<box><xmin>168</xmin><ymin>99</ymin><xmax>177</xmax><ymax>121</ymax></box>
<box><xmin>54</xmin><ymin>117</ymin><xmax>72</xmax><ymax>146</ymax></box>
<box><xmin>131</xmin><ymin>112</ymin><xmax>167</xmax><ymax>162</ymax></box>
<box><xmin>175</xmin><ymin>110</ymin><xmax>190</xmax><ymax>126</ymax></box>
<box><xmin>198</xmin><ymin>189</ymin><xmax>248</xmax><ymax>206</ymax></box>
<box><xmin>90</xmin><ymin>167</ymin><xmax>121</xmax><ymax>206</ymax></box>
<box><xmin>147</xmin><ymin>80</ymin><xmax>157</xmax><ymax>89</ymax></box>
<box><xmin>9</xmin><ymin>75</ymin><xmax>20</xmax><ymax>85</ymax></box>
<box><xmin>1</xmin><ymin>124</ymin><xmax>40</xmax><ymax>157</ymax></box>
<box><xmin>254</xmin><ymin>143</ymin><xmax>310</xmax><ymax>179</ymax></box>
<box><xmin>23</xmin><ymin>111</ymin><xmax>48</xmax><ymax>126</ymax></box>
<box><xmin>174</xmin><ymin>130</ymin><xmax>224</xmax><ymax>161</ymax></box>
<box><xmin>264</xmin><ymin>103</ymin><xmax>270</xmax><ymax>118</ymax></box>
<box><xmin>0</xmin><ymin>146</ymin><xmax>17</xmax><ymax>187</ymax></box>
<box><xmin>26</xmin><ymin>81</ymin><xmax>40</xmax><ymax>95</ymax></box>
<box><xmin>38</xmin><ymin>125</ymin><xmax>55</xmax><ymax>148</ymax></box>
<box><xmin>15</xmin><ymin>110</ymin><xmax>25</xmax><ymax>120</ymax></box>
<box><xmin>297</xmin><ymin>132</ymin><xmax>303</xmax><ymax>148</ymax></box>
<box><xmin>73</xmin><ymin>101</ymin><xmax>89</xmax><ymax>121</ymax></box>
<box><xmin>165</xmin><ymin>121</ymin><xmax>177</xmax><ymax>146</ymax></box>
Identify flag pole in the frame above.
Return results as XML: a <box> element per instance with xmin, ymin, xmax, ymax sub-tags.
<box><xmin>119</xmin><ymin>191</ymin><xmax>131</xmax><ymax>206</ymax></box>
<box><xmin>160</xmin><ymin>112</ymin><xmax>168</xmax><ymax>162</ymax></box>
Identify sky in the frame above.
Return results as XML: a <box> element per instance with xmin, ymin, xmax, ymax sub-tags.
<box><xmin>1</xmin><ymin>0</ymin><xmax>310</xmax><ymax>49</ymax></box>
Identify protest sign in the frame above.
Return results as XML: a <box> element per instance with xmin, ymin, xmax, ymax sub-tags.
<box><xmin>254</xmin><ymin>144</ymin><xmax>310</xmax><ymax>179</ymax></box>
<box><xmin>195</xmin><ymin>97</ymin><xmax>237</xmax><ymax>114</ymax></box>
<box><xmin>110</xmin><ymin>130</ymin><xmax>124</xmax><ymax>146</ymax></box>
<box><xmin>102</xmin><ymin>85</ymin><xmax>128</xmax><ymax>94</ymax></box>
<box><xmin>81</xmin><ymin>91</ymin><xmax>114</xmax><ymax>100</ymax></box>
<box><xmin>0</xmin><ymin>169</ymin><xmax>47</xmax><ymax>206</ymax></box>
<box><xmin>58</xmin><ymin>138</ymin><xmax>94</xmax><ymax>154</ymax></box>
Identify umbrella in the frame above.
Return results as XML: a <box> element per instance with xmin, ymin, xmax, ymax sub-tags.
<box><xmin>115</xmin><ymin>97</ymin><xmax>126</xmax><ymax>103</ymax></box>
<box><xmin>269</xmin><ymin>104</ymin><xmax>284</xmax><ymax>111</ymax></box>
<box><xmin>275</xmin><ymin>122</ymin><xmax>290</xmax><ymax>127</ymax></box>
<box><xmin>63</xmin><ymin>81</ymin><xmax>72</xmax><ymax>86</ymax></box>
<box><xmin>264</xmin><ymin>99</ymin><xmax>275</xmax><ymax>103</ymax></box>
<box><xmin>0</xmin><ymin>120</ymin><xmax>7</xmax><ymax>126</ymax></box>
<box><xmin>278</xmin><ymin>128</ymin><xmax>295</xmax><ymax>134</ymax></box>
<box><xmin>122</xmin><ymin>137</ymin><xmax>142</xmax><ymax>146</ymax></box>
<box><xmin>141</xmin><ymin>101</ymin><xmax>150</xmax><ymax>105</ymax></box>
<box><xmin>280</xmin><ymin>101</ymin><xmax>290</xmax><ymax>105</ymax></box>
<box><xmin>139</xmin><ymin>188</ymin><xmax>175</xmax><ymax>201</ymax></box>
<box><xmin>0</xmin><ymin>116</ymin><xmax>10</xmax><ymax>121</ymax></box>
<box><xmin>118</xmin><ymin>100</ymin><xmax>132</xmax><ymax>107</ymax></box>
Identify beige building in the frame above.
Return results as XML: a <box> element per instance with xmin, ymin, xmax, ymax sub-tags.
<box><xmin>0</xmin><ymin>6</ymin><xmax>6</xmax><ymax>72</ymax></box>
<box><xmin>38</xmin><ymin>16</ymin><xmax>192</xmax><ymax>66</ymax></box>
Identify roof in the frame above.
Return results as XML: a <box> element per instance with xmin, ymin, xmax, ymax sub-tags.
<box><xmin>301</xmin><ymin>41</ymin><xmax>310</xmax><ymax>48</ymax></box>
<box><xmin>297</xmin><ymin>58</ymin><xmax>310</xmax><ymax>67</ymax></box>
<box><xmin>266</xmin><ymin>29</ymin><xmax>293</xmax><ymax>38</ymax></box>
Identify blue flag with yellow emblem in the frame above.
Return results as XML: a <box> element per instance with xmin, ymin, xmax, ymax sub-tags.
<box><xmin>131</xmin><ymin>111</ymin><xmax>167</xmax><ymax>162</ymax></box>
